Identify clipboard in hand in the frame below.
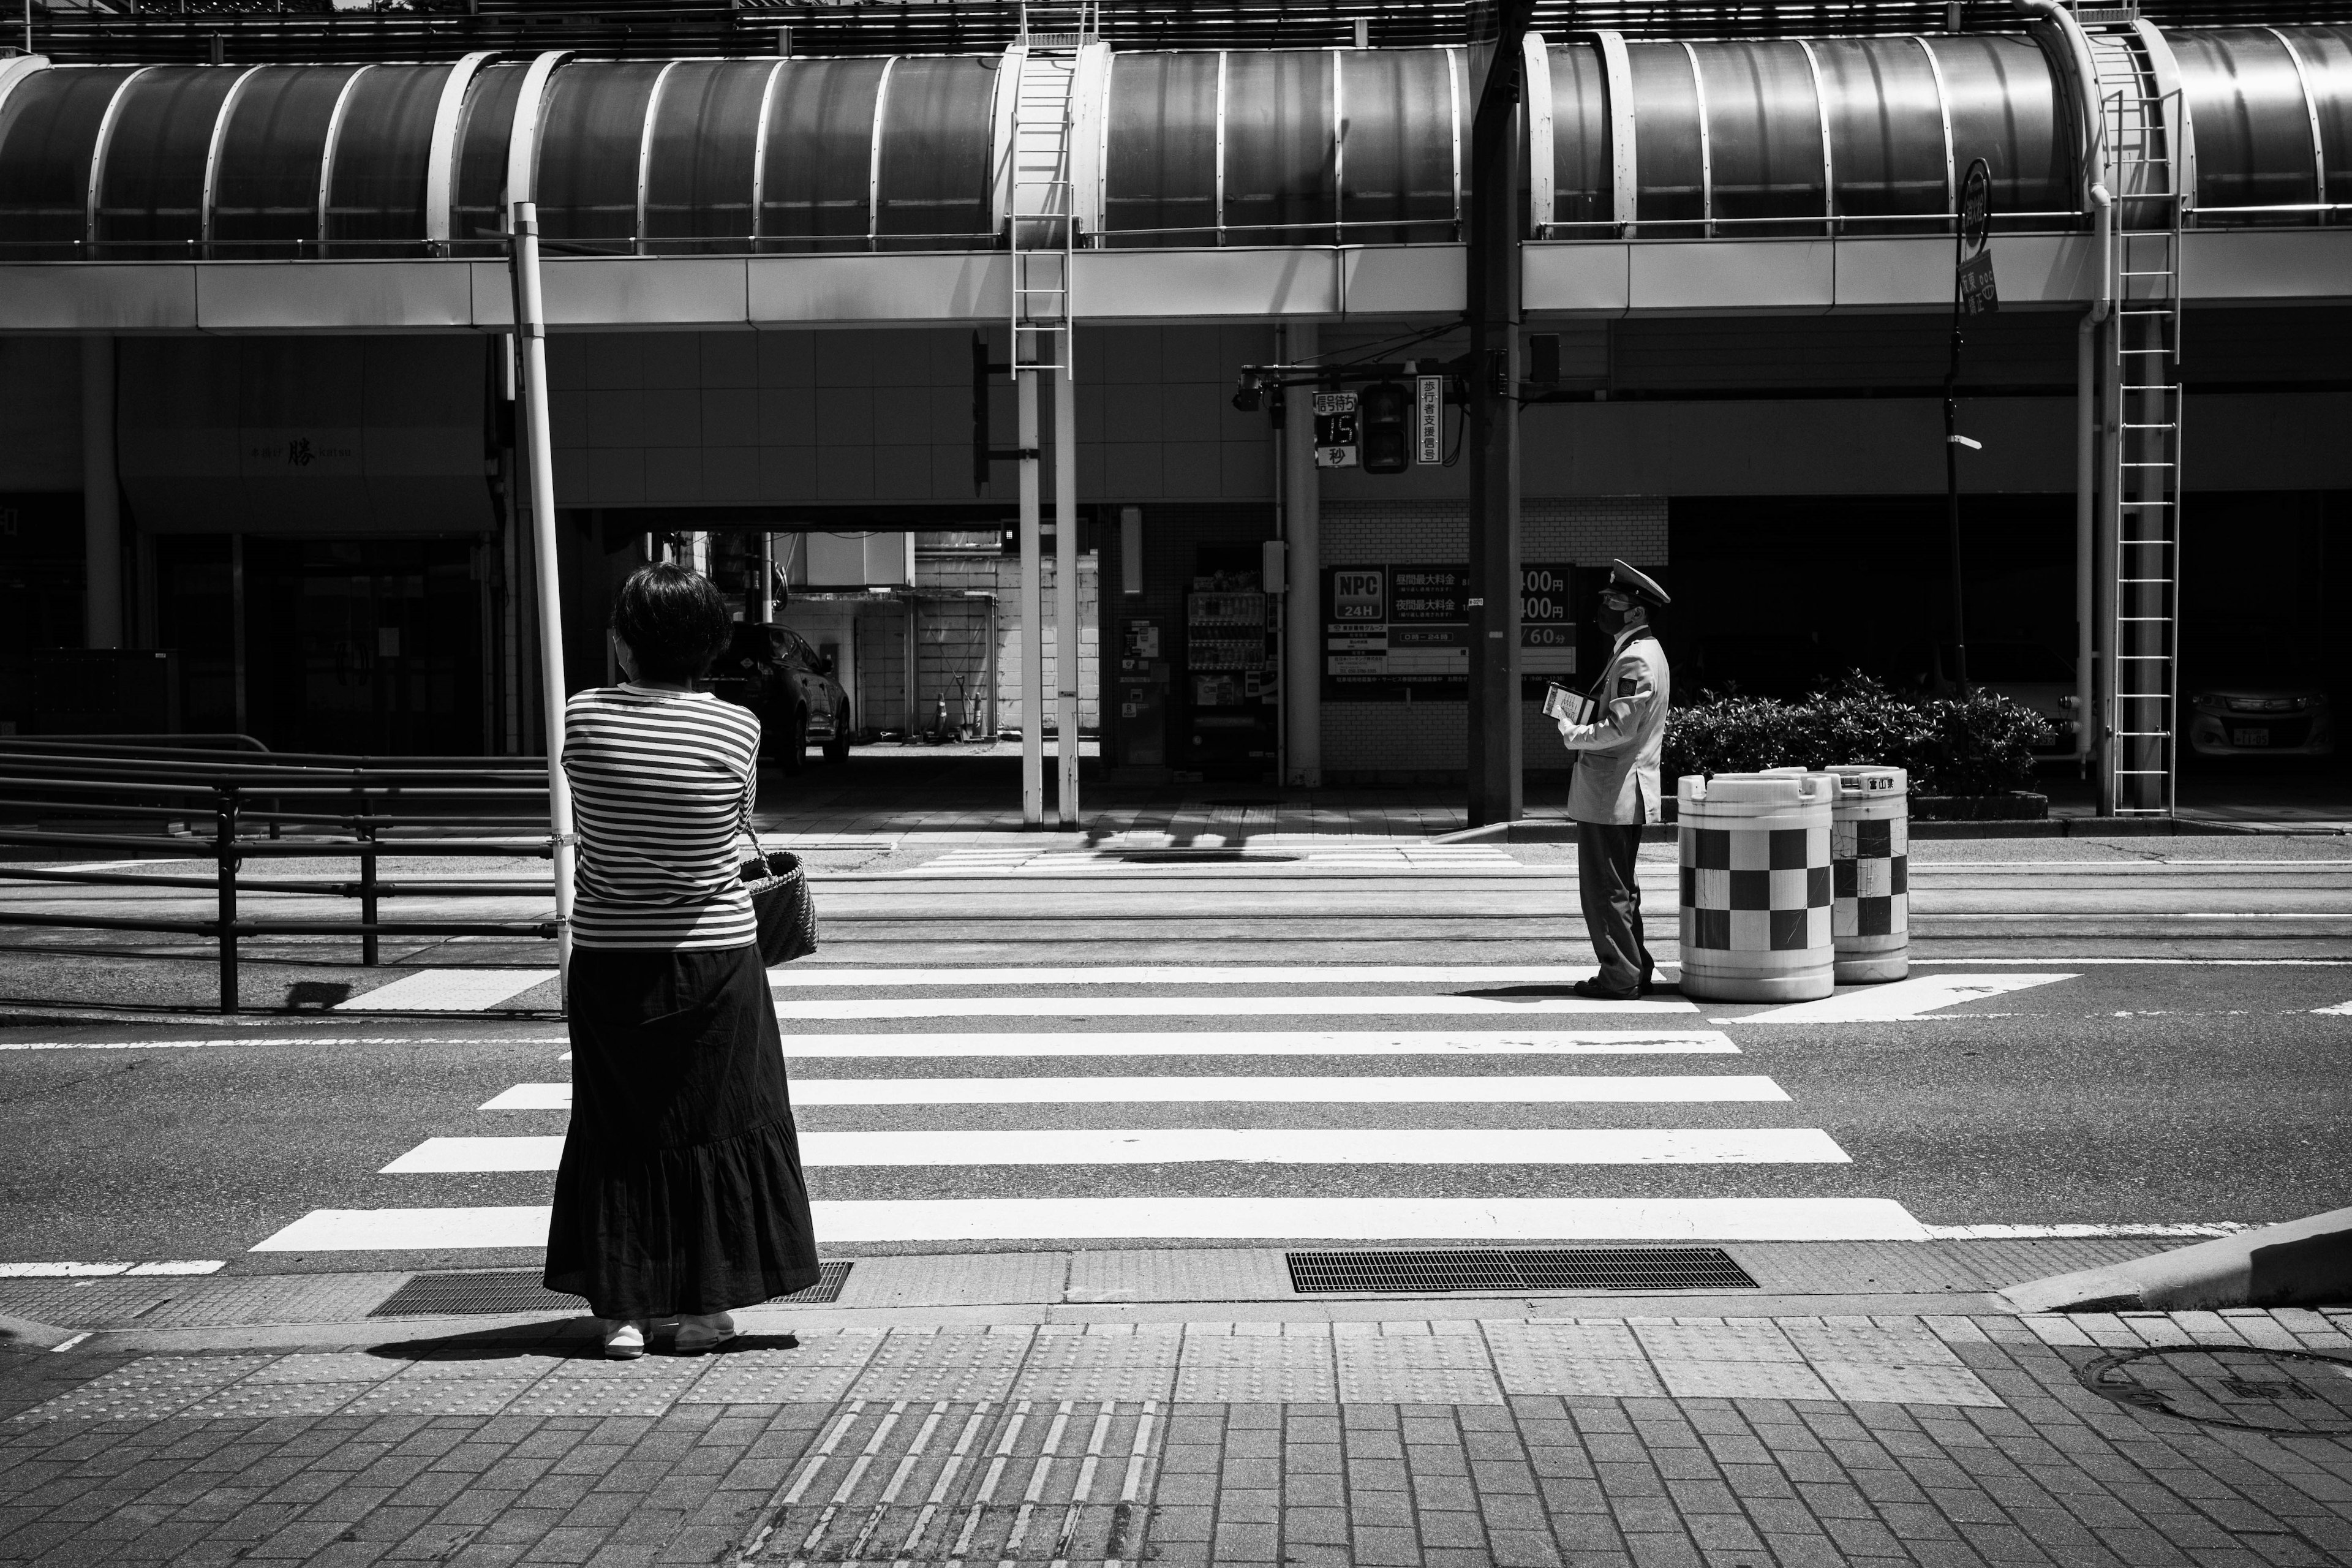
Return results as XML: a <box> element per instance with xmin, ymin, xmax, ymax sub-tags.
<box><xmin>1542</xmin><ymin>682</ymin><xmax>1597</xmax><ymax>726</ymax></box>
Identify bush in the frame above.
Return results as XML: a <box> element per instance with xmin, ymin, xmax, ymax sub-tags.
<box><xmin>1663</xmin><ymin>673</ymin><xmax>2052</xmax><ymax>796</ymax></box>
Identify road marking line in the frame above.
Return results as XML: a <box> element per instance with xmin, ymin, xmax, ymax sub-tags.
<box><xmin>794</xmin><ymin>1074</ymin><xmax>1791</xmax><ymax>1105</ymax></box>
<box><xmin>771</xmin><ymin>1031</ymin><xmax>1743</xmax><ymax>1058</ymax></box>
<box><xmin>1733</xmin><ymin>974</ymin><xmax>2076</xmax><ymax>1023</ymax></box>
<box><xmin>251</xmin><ymin>1196</ymin><xmax>1926</xmax><ymax>1249</ymax></box>
<box><xmin>0</xmin><ymin>1038</ymin><xmax>570</xmax><ymax>1051</ymax></box>
<box><xmin>482</xmin><ymin>1071</ymin><xmax>1781</xmax><ymax>1112</ymax></box>
<box><xmin>48</xmin><ymin>1333</ymin><xmax>90</xmax><ymax>1353</ymax></box>
<box><xmin>774</xmin><ymin>994</ymin><xmax>1697</xmax><ymax>1020</ymax></box>
<box><xmin>1910</xmin><ymin>957</ymin><xmax>2352</xmax><ymax>965</ymax></box>
<box><xmin>769</xmin><ymin>965</ymin><xmax>1597</xmax><ymax>989</ymax></box>
<box><xmin>394</xmin><ymin>1126</ymin><xmax>1846</xmax><ymax>1170</ymax></box>
<box><xmin>2315</xmin><ymin>1000</ymin><xmax>2352</xmax><ymax>1015</ymax></box>
<box><xmin>334</xmin><ymin>970</ymin><xmax>556</xmax><ymax>1011</ymax></box>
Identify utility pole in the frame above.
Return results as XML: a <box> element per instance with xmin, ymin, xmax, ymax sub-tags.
<box><xmin>1466</xmin><ymin>9</ymin><xmax>1540</xmax><ymax>828</ymax></box>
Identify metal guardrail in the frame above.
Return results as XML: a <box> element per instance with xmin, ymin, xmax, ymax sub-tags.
<box><xmin>0</xmin><ymin>741</ymin><xmax>560</xmax><ymax>1014</ymax></box>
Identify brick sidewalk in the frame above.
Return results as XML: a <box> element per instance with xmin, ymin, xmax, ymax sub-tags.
<box><xmin>4</xmin><ymin>1308</ymin><xmax>2348</xmax><ymax>1567</ymax></box>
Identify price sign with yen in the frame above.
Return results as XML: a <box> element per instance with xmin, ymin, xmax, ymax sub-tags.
<box><xmin>1956</xmin><ymin>160</ymin><xmax>1999</xmax><ymax>316</ymax></box>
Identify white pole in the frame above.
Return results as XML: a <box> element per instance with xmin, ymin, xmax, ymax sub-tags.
<box><xmin>1019</xmin><ymin>368</ymin><xmax>1044</xmax><ymax>826</ymax></box>
<box><xmin>508</xmin><ymin>201</ymin><xmax>577</xmax><ymax>984</ymax></box>
<box><xmin>1054</xmin><ymin>349</ymin><xmax>1079</xmax><ymax>829</ymax></box>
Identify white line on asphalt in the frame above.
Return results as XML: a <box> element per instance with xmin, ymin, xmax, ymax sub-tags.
<box><xmin>1919</xmin><ymin>1223</ymin><xmax>2247</xmax><ymax>1239</ymax></box>
<box><xmin>773</xmin><ymin>1031</ymin><xmax>1743</xmax><ymax>1058</ymax></box>
<box><xmin>478</xmin><ymin>1073</ymin><xmax>1785</xmax><ymax>1112</ymax></box>
<box><xmin>48</xmin><ymin>1334</ymin><xmax>89</xmax><ymax>1353</ymax></box>
<box><xmin>1910</xmin><ymin>957</ymin><xmax>2352</xmax><ymax>965</ymax></box>
<box><xmin>250</xmin><ymin>1195</ymin><xmax>1926</xmax><ymax>1250</ymax></box>
<box><xmin>1732</xmin><ymin>974</ymin><xmax>2076</xmax><ymax>1023</ymax></box>
<box><xmin>1910</xmin><ymin>914</ymin><xmax>2350</xmax><ymax>919</ymax></box>
<box><xmin>2314</xmin><ymin>1000</ymin><xmax>2352</xmax><ymax>1015</ymax></box>
<box><xmin>795</xmin><ymin>1074</ymin><xmax>1793</xmax><ymax>1105</ymax></box>
<box><xmin>0</xmin><ymin>1038</ymin><xmax>570</xmax><ymax>1051</ymax></box>
<box><xmin>391</xmin><ymin>1126</ymin><xmax>1845</xmax><ymax>1170</ymax></box>
<box><xmin>774</xmin><ymin>995</ymin><xmax>1698</xmax><ymax>1020</ymax></box>
<box><xmin>769</xmin><ymin>965</ymin><xmax>1594</xmax><ymax>989</ymax></box>
<box><xmin>333</xmin><ymin>970</ymin><xmax>556</xmax><ymax>1011</ymax></box>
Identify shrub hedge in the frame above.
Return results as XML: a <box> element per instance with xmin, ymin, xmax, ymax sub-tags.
<box><xmin>1662</xmin><ymin>674</ymin><xmax>2054</xmax><ymax>797</ymax></box>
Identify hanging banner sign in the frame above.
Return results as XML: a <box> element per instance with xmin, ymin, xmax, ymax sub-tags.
<box><xmin>1956</xmin><ymin>162</ymin><xmax>1999</xmax><ymax>315</ymax></box>
<box><xmin>1415</xmin><ymin>375</ymin><xmax>1444</xmax><ymax>464</ymax></box>
<box><xmin>1312</xmin><ymin>391</ymin><xmax>1360</xmax><ymax>468</ymax></box>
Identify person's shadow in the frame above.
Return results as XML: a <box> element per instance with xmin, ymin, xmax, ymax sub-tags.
<box><xmin>368</xmin><ymin>1322</ymin><xmax>800</xmax><ymax>1362</ymax></box>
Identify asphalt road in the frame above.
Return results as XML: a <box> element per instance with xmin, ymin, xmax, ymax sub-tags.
<box><xmin>0</xmin><ymin>835</ymin><xmax>2346</xmax><ymax>1273</ymax></box>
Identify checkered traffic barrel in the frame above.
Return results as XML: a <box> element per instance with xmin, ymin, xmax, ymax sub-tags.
<box><xmin>1823</xmin><ymin>764</ymin><xmax>1909</xmax><ymax>984</ymax></box>
<box><xmin>1676</xmin><ymin>771</ymin><xmax>1837</xmax><ymax>1003</ymax></box>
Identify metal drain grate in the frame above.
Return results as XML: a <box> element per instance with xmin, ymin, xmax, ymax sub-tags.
<box><xmin>369</xmin><ymin>1261</ymin><xmax>853</xmax><ymax>1317</ymax></box>
<box><xmin>1286</xmin><ymin>1247</ymin><xmax>1758</xmax><ymax>1295</ymax></box>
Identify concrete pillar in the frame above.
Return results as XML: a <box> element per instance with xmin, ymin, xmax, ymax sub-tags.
<box><xmin>81</xmin><ymin>337</ymin><xmax>121</xmax><ymax>649</ymax></box>
<box><xmin>1281</xmin><ymin>324</ymin><xmax>1321</xmax><ymax>788</ymax></box>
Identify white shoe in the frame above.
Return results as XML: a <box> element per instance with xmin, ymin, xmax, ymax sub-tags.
<box><xmin>603</xmin><ymin>1320</ymin><xmax>646</xmax><ymax>1360</ymax></box>
<box><xmin>673</xmin><ymin>1312</ymin><xmax>737</xmax><ymax>1354</ymax></box>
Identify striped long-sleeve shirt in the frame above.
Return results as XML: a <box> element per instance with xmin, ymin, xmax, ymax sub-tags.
<box><xmin>564</xmin><ymin>684</ymin><xmax>761</xmax><ymax>951</ymax></box>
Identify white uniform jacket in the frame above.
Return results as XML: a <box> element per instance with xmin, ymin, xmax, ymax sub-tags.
<box><xmin>1559</xmin><ymin>626</ymin><xmax>1672</xmax><ymax>825</ymax></box>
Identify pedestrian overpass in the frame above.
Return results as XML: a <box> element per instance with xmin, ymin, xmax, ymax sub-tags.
<box><xmin>1</xmin><ymin>15</ymin><xmax>2346</xmax><ymax>814</ymax></box>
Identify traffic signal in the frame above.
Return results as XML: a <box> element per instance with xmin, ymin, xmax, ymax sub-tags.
<box><xmin>1359</xmin><ymin>380</ymin><xmax>1409</xmax><ymax>475</ymax></box>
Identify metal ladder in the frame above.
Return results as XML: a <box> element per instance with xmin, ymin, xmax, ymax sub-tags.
<box><xmin>1006</xmin><ymin>1</ymin><xmax>1090</xmax><ymax>379</ymax></box>
<box><xmin>2087</xmin><ymin>21</ymin><xmax>2184</xmax><ymax>816</ymax></box>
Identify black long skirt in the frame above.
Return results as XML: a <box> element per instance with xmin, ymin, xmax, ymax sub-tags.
<box><xmin>545</xmin><ymin>942</ymin><xmax>821</xmax><ymax>1319</ymax></box>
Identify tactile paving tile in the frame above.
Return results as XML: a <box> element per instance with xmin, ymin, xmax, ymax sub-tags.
<box><xmin>1632</xmin><ymin>1319</ymin><xmax>1803</xmax><ymax>1364</ymax></box>
<box><xmin>239</xmin><ymin>1352</ymin><xmax>404</xmax><ymax>1384</ymax></box>
<box><xmin>838</xmin><ymin>1251</ymin><xmax>1067</xmax><ymax>1308</ymax></box>
<box><xmin>1776</xmin><ymin>1318</ymin><xmax>1963</xmax><ymax>1368</ymax></box>
<box><xmin>845</xmin><ymin>1327</ymin><xmax>1036</xmax><ymax>1402</ymax></box>
<box><xmin>0</xmin><ymin>1280</ymin><xmax>175</xmax><ymax>1327</ymax></box>
<box><xmin>338</xmin><ymin>1359</ymin><xmax>556</xmax><ymax>1417</ymax></box>
<box><xmin>1484</xmin><ymin>1324</ymin><xmax>1665</xmax><ymax>1398</ymax></box>
<box><xmin>176</xmin><ymin>1381</ymin><xmax>372</xmax><ymax>1420</ymax></box>
<box><xmin>1810</xmin><ymin>1360</ymin><xmax>2005</xmax><ymax>1408</ymax></box>
<box><xmin>10</xmin><ymin>1354</ymin><xmax>277</xmax><ymax>1422</ymax></box>
<box><xmin>503</xmin><ymin>1355</ymin><xmax>710</xmax><ymax>1416</ymax></box>
<box><xmin>1336</xmin><ymin>1333</ymin><xmax>1506</xmax><ymax>1405</ymax></box>
<box><xmin>1013</xmin><ymin>1325</ymin><xmax>1182</xmax><ymax>1401</ymax></box>
<box><xmin>141</xmin><ymin>1274</ymin><xmax>409</xmax><ymax>1328</ymax></box>
<box><xmin>1174</xmin><ymin>1333</ymin><xmax>1338</xmax><ymax>1403</ymax></box>
<box><xmin>1651</xmin><ymin>1359</ymin><xmax>1836</xmax><ymax>1401</ymax></box>
<box><xmin>678</xmin><ymin>1332</ymin><xmax>884</xmax><ymax>1404</ymax></box>
<box><xmin>1065</xmin><ymin>1248</ymin><xmax>1291</xmax><ymax>1303</ymax></box>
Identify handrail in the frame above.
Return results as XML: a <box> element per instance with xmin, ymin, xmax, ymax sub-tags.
<box><xmin>0</xmin><ymin>752</ymin><xmax>565</xmax><ymax>1013</ymax></box>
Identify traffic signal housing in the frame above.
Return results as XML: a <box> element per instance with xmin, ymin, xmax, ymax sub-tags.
<box><xmin>1359</xmin><ymin>380</ymin><xmax>1409</xmax><ymax>475</ymax></box>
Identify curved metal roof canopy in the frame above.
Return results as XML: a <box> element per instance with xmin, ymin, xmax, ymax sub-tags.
<box><xmin>0</xmin><ymin>26</ymin><xmax>2345</xmax><ymax>262</ymax></box>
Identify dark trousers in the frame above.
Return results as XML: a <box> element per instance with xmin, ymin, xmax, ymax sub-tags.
<box><xmin>1577</xmin><ymin>821</ymin><xmax>1653</xmax><ymax>997</ymax></box>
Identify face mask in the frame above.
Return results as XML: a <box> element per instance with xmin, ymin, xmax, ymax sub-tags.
<box><xmin>1597</xmin><ymin>595</ymin><xmax>1631</xmax><ymax>635</ymax></box>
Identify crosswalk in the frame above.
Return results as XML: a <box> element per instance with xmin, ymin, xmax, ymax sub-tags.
<box><xmin>252</xmin><ymin>963</ymin><xmax>1930</xmax><ymax>1256</ymax></box>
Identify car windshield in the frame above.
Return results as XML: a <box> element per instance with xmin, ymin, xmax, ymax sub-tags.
<box><xmin>1962</xmin><ymin>643</ymin><xmax>2073</xmax><ymax>683</ymax></box>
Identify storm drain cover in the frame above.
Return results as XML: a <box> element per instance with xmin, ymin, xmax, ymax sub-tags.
<box><xmin>2079</xmin><ymin>1346</ymin><xmax>2352</xmax><ymax>1434</ymax></box>
<box><xmin>369</xmin><ymin>1261</ymin><xmax>851</xmax><ymax>1318</ymax></box>
<box><xmin>1286</xmin><ymin>1247</ymin><xmax>1757</xmax><ymax>1295</ymax></box>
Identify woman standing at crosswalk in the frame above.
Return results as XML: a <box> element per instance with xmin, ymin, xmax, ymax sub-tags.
<box><xmin>545</xmin><ymin>562</ymin><xmax>821</xmax><ymax>1360</ymax></box>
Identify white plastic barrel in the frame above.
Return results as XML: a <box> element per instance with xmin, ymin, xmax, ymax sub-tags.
<box><xmin>1676</xmin><ymin>771</ymin><xmax>1836</xmax><ymax>1002</ymax></box>
<box><xmin>1823</xmin><ymin>764</ymin><xmax>1909</xmax><ymax>983</ymax></box>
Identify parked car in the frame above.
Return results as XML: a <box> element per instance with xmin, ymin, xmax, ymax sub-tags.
<box><xmin>1915</xmin><ymin>640</ymin><xmax>2080</xmax><ymax>755</ymax></box>
<box><xmin>707</xmin><ymin>622</ymin><xmax>852</xmax><ymax>770</ymax></box>
<box><xmin>2183</xmin><ymin>674</ymin><xmax>2334</xmax><ymax>758</ymax></box>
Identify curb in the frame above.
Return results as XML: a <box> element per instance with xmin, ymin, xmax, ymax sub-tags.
<box><xmin>2000</xmin><ymin>1207</ymin><xmax>2352</xmax><ymax>1313</ymax></box>
<box><xmin>1433</xmin><ymin>816</ymin><xmax>2302</xmax><ymax>845</ymax></box>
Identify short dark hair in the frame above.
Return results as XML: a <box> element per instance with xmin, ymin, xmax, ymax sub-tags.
<box><xmin>609</xmin><ymin>564</ymin><xmax>734</xmax><ymax>683</ymax></box>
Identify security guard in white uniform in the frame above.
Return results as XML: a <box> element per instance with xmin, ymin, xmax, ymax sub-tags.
<box><xmin>1554</xmin><ymin>560</ymin><xmax>1672</xmax><ymax>1000</ymax></box>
